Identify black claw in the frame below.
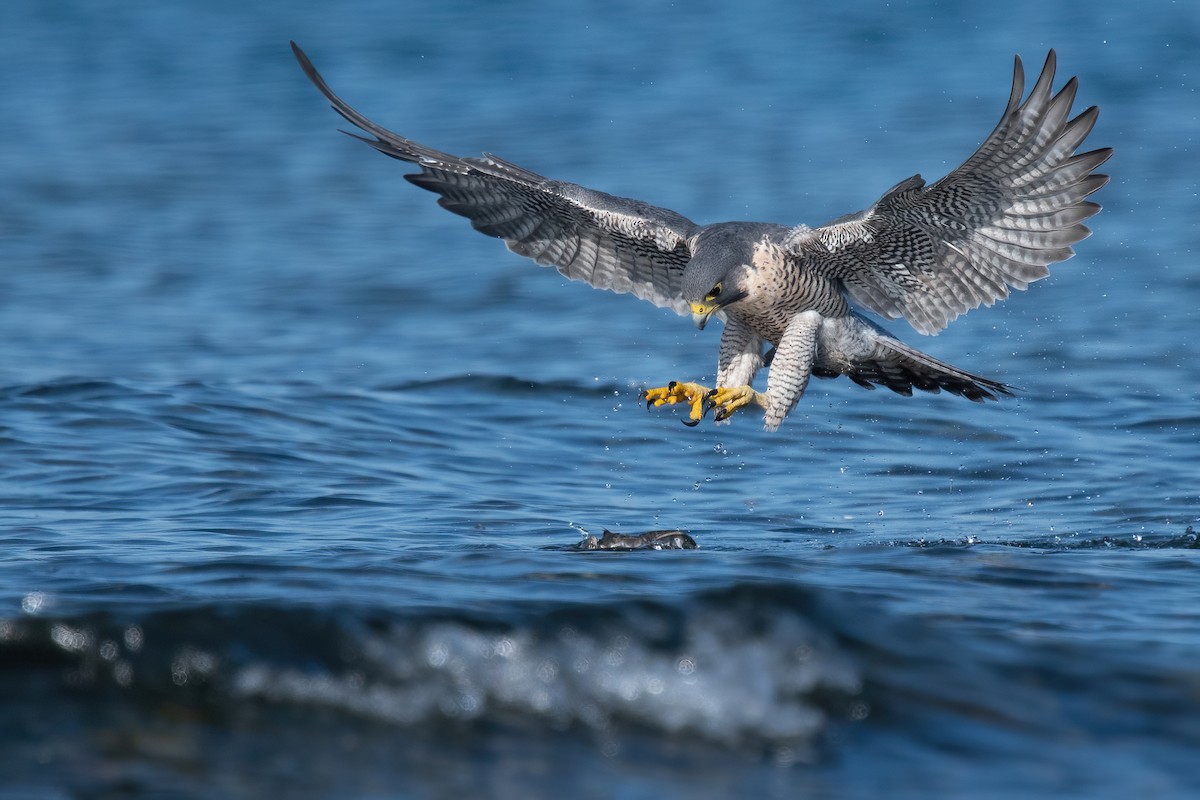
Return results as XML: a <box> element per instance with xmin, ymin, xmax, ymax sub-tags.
<box><xmin>714</xmin><ymin>407</ymin><xmax>731</xmax><ymax>422</ymax></box>
<box><xmin>668</xmin><ymin>381</ymin><xmax>678</xmax><ymax>391</ymax></box>
<box><xmin>681</xmin><ymin>417</ymin><xmax>700</xmax><ymax>427</ymax></box>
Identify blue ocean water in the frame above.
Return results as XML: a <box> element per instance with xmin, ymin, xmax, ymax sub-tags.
<box><xmin>2</xmin><ymin>0</ymin><xmax>1199</xmax><ymax>797</ymax></box>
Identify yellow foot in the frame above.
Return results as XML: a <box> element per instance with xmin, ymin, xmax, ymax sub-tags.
<box><xmin>706</xmin><ymin>385</ymin><xmax>767</xmax><ymax>422</ymax></box>
<box><xmin>640</xmin><ymin>383</ymin><xmax>767</xmax><ymax>426</ymax></box>
<box><xmin>640</xmin><ymin>381</ymin><xmax>712</xmax><ymax>426</ymax></box>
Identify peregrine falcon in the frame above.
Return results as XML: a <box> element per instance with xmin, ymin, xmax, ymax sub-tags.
<box><xmin>292</xmin><ymin>43</ymin><xmax>1109</xmax><ymax>431</ymax></box>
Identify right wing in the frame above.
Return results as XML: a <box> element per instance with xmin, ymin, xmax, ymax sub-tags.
<box><xmin>292</xmin><ymin>42</ymin><xmax>699</xmax><ymax>315</ymax></box>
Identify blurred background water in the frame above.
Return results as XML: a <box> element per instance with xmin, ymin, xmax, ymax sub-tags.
<box><xmin>1</xmin><ymin>1</ymin><xmax>1198</xmax><ymax>798</ymax></box>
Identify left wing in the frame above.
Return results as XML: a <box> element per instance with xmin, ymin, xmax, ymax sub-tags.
<box><xmin>785</xmin><ymin>51</ymin><xmax>1111</xmax><ymax>335</ymax></box>
<box><xmin>292</xmin><ymin>42</ymin><xmax>699</xmax><ymax>314</ymax></box>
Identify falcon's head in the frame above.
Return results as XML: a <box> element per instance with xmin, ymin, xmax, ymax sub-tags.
<box><xmin>681</xmin><ymin>224</ymin><xmax>754</xmax><ymax>330</ymax></box>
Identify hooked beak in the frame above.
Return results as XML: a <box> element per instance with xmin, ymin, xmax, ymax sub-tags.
<box><xmin>690</xmin><ymin>290</ymin><xmax>746</xmax><ymax>330</ymax></box>
<box><xmin>690</xmin><ymin>302</ymin><xmax>718</xmax><ymax>330</ymax></box>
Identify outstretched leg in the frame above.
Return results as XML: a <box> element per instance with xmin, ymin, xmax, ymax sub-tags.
<box><xmin>642</xmin><ymin>317</ymin><xmax>764</xmax><ymax>426</ymax></box>
<box><xmin>704</xmin><ymin>311</ymin><xmax>821</xmax><ymax>430</ymax></box>
<box><xmin>704</xmin><ymin>317</ymin><xmax>768</xmax><ymax>422</ymax></box>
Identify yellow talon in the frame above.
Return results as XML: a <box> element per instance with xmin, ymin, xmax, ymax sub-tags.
<box><xmin>706</xmin><ymin>385</ymin><xmax>766</xmax><ymax>422</ymax></box>
<box><xmin>641</xmin><ymin>382</ymin><xmax>767</xmax><ymax>426</ymax></box>
<box><xmin>641</xmin><ymin>381</ymin><xmax>712</xmax><ymax>426</ymax></box>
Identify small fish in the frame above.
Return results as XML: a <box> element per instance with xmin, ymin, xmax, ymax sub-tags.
<box><xmin>575</xmin><ymin>529</ymin><xmax>698</xmax><ymax>551</ymax></box>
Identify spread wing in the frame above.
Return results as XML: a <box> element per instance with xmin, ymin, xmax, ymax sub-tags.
<box><xmin>787</xmin><ymin>51</ymin><xmax>1111</xmax><ymax>335</ymax></box>
<box><xmin>292</xmin><ymin>42</ymin><xmax>698</xmax><ymax>315</ymax></box>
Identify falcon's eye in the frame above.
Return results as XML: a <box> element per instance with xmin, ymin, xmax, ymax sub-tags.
<box><xmin>705</xmin><ymin>282</ymin><xmax>723</xmax><ymax>302</ymax></box>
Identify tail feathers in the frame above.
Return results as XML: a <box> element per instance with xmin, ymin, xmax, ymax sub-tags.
<box><xmin>818</xmin><ymin>338</ymin><xmax>1014</xmax><ymax>402</ymax></box>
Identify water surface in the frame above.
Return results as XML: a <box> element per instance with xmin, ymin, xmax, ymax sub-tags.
<box><xmin>2</xmin><ymin>1</ymin><xmax>1198</xmax><ymax>798</ymax></box>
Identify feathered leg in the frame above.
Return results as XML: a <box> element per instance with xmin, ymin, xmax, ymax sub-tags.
<box><xmin>707</xmin><ymin>311</ymin><xmax>821</xmax><ymax>430</ymax></box>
